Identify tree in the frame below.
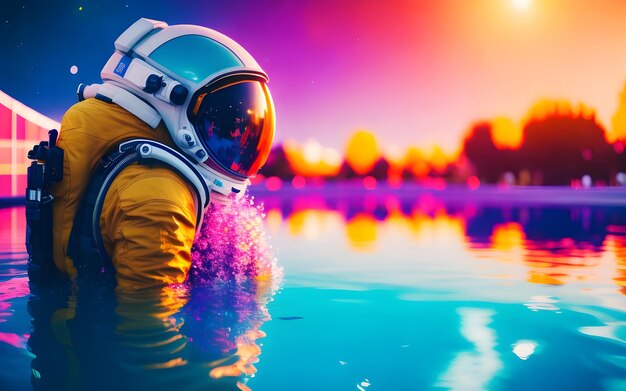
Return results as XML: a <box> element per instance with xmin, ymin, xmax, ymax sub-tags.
<box><xmin>519</xmin><ymin>113</ymin><xmax>615</xmax><ymax>185</ymax></box>
<box><xmin>462</xmin><ymin>122</ymin><xmax>517</xmax><ymax>183</ymax></box>
<box><xmin>258</xmin><ymin>145</ymin><xmax>294</xmax><ymax>179</ymax></box>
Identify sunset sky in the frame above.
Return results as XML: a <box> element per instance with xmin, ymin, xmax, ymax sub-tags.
<box><xmin>2</xmin><ymin>0</ymin><xmax>626</xmax><ymax>155</ymax></box>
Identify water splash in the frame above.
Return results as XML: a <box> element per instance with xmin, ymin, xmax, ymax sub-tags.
<box><xmin>190</xmin><ymin>194</ymin><xmax>282</xmax><ymax>284</ymax></box>
<box><xmin>185</xmin><ymin>196</ymin><xmax>280</xmax><ymax>387</ymax></box>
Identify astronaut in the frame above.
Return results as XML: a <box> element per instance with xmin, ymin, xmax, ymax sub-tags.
<box><xmin>26</xmin><ymin>18</ymin><xmax>275</xmax><ymax>290</ymax></box>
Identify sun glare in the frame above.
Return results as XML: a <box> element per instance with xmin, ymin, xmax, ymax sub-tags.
<box><xmin>512</xmin><ymin>0</ymin><xmax>531</xmax><ymax>11</ymax></box>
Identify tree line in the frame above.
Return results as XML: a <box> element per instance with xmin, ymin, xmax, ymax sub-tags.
<box><xmin>261</xmin><ymin>100</ymin><xmax>626</xmax><ymax>186</ymax></box>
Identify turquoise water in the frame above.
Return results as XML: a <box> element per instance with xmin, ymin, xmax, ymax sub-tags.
<box><xmin>1</xmin><ymin>187</ymin><xmax>626</xmax><ymax>390</ymax></box>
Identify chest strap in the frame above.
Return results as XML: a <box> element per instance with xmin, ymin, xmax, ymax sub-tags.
<box><xmin>68</xmin><ymin>139</ymin><xmax>210</xmax><ymax>281</ymax></box>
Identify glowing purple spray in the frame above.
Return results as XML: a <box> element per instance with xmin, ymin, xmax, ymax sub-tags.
<box><xmin>190</xmin><ymin>194</ymin><xmax>281</xmax><ymax>283</ymax></box>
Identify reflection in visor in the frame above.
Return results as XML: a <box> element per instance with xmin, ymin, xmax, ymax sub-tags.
<box><xmin>189</xmin><ymin>79</ymin><xmax>275</xmax><ymax>178</ymax></box>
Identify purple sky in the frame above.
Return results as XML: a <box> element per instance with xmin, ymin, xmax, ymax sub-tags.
<box><xmin>2</xmin><ymin>0</ymin><xmax>626</xmax><ymax>155</ymax></box>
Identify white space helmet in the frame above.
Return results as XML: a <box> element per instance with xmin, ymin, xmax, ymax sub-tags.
<box><xmin>93</xmin><ymin>18</ymin><xmax>276</xmax><ymax>201</ymax></box>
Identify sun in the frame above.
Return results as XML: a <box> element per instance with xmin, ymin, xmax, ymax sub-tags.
<box><xmin>512</xmin><ymin>0</ymin><xmax>531</xmax><ymax>11</ymax></box>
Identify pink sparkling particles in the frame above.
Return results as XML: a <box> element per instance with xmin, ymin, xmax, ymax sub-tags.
<box><xmin>190</xmin><ymin>194</ymin><xmax>282</xmax><ymax>284</ymax></box>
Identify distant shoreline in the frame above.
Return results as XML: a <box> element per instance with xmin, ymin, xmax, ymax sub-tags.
<box><xmin>249</xmin><ymin>183</ymin><xmax>626</xmax><ymax>207</ymax></box>
<box><xmin>3</xmin><ymin>184</ymin><xmax>626</xmax><ymax>209</ymax></box>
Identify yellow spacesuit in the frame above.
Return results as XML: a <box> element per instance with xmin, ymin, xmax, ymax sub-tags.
<box><xmin>51</xmin><ymin>98</ymin><xmax>197</xmax><ymax>290</ymax></box>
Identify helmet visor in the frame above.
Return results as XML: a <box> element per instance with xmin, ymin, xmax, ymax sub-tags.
<box><xmin>189</xmin><ymin>79</ymin><xmax>275</xmax><ymax>178</ymax></box>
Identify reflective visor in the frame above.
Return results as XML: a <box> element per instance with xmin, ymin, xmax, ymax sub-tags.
<box><xmin>188</xmin><ymin>79</ymin><xmax>275</xmax><ymax>178</ymax></box>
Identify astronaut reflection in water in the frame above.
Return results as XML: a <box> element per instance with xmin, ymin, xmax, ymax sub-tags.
<box><xmin>27</xmin><ymin>279</ymin><xmax>274</xmax><ymax>390</ymax></box>
<box><xmin>28</xmin><ymin>167</ymin><xmax>279</xmax><ymax>389</ymax></box>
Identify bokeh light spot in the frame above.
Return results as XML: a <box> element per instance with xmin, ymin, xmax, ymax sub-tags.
<box><xmin>265</xmin><ymin>176</ymin><xmax>282</xmax><ymax>191</ymax></box>
<box><xmin>362</xmin><ymin>176</ymin><xmax>377</xmax><ymax>190</ymax></box>
<box><xmin>291</xmin><ymin>175</ymin><xmax>306</xmax><ymax>189</ymax></box>
<box><xmin>345</xmin><ymin>130</ymin><xmax>380</xmax><ymax>175</ymax></box>
<box><xmin>467</xmin><ymin>176</ymin><xmax>480</xmax><ymax>190</ymax></box>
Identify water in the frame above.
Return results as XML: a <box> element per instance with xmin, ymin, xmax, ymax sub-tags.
<box><xmin>1</xmin><ymin>186</ymin><xmax>626</xmax><ymax>390</ymax></box>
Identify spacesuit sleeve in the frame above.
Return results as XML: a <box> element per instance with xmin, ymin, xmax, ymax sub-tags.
<box><xmin>100</xmin><ymin>164</ymin><xmax>198</xmax><ymax>291</ymax></box>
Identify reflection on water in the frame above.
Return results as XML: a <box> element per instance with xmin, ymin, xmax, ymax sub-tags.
<box><xmin>436</xmin><ymin>308</ymin><xmax>502</xmax><ymax>391</ymax></box>
<box><xmin>0</xmin><ymin>205</ymin><xmax>276</xmax><ymax>390</ymax></box>
<box><xmin>1</xmin><ymin>187</ymin><xmax>626</xmax><ymax>390</ymax></box>
<box><xmin>260</xmin><ymin>191</ymin><xmax>626</xmax><ymax>295</ymax></box>
<box><xmin>27</xmin><ymin>279</ymin><xmax>274</xmax><ymax>390</ymax></box>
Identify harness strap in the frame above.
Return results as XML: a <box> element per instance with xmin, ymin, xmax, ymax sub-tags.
<box><xmin>68</xmin><ymin>144</ymin><xmax>134</xmax><ymax>281</ymax></box>
<box><xmin>68</xmin><ymin>139</ymin><xmax>209</xmax><ymax>282</ymax></box>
